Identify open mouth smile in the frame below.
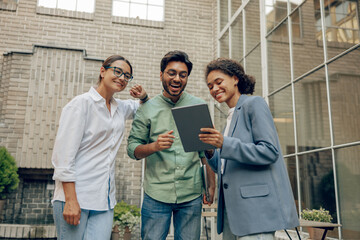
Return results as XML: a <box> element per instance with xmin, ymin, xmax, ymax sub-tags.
<box><xmin>215</xmin><ymin>91</ymin><xmax>224</xmax><ymax>99</ymax></box>
<box><xmin>170</xmin><ymin>84</ymin><xmax>181</xmax><ymax>91</ymax></box>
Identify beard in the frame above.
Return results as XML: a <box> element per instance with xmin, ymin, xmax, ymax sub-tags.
<box><xmin>162</xmin><ymin>76</ymin><xmax>187</xmax><ymax>97</ymax></box>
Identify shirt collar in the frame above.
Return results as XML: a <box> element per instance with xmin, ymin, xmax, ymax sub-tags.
<box><xmin>89</xmin><ymin>87</ymin><xmax>119</xmax><ymax>115</ymax></box>
<box><xmin>89</xmin><ymin>86</ymin><xmax>117</xmax><ymax>105</ymax></box>
<box><xmin>89</xmin><ymin>87</ymin><xmax>104</xmax><ymax>102</ymax></box>
<box><xmin>160</xmin><ymin>91</ymin><xmax>187</xmax><ymax>106</ymax></box>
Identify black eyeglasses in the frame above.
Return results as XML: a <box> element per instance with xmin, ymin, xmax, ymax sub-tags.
<box><xmin>166</xmin><ymin>70</ymin><xmax>188</xmax><ymax>80</ymax></box>
<box><xmin>105</xmin><ymin>66</ymin><xmax>133</xmax><ymax>82</ymax></box>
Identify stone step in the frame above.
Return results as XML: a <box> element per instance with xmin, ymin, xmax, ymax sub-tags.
<box><xmin>0</xmin><ymin>224</ymin><xmax>56</xmax><ymax>239</ymax></box>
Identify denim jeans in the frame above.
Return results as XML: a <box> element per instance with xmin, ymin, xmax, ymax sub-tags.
<box><xmin>53</xmin><ymin>201</ymin><xmax>114</xmax><ymax>240</ymax></box>
<box><xmin>141</xmin><ymin>193</ymin><xmax>202</xmax><ymax>240</ymax></box>
<box><xmin>223</xmin><ymin>206</ymin><xmax>275</xmax><ymax>240</ymax></box>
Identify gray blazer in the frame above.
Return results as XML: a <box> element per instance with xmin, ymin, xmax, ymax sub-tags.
<box><xmin>207</xmin><ymin>95</ymin><xmax>299</xmax><ymax>237</ymax></box>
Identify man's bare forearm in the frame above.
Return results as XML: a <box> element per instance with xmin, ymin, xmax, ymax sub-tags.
<box><xmin>134</xmin><ymin>143</ymin><xmax>157</xmax><ymax>159</ymax></box>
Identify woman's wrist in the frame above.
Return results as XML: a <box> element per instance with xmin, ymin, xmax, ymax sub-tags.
<box><xmin>140</xmin><ymin>94</ymin><xmax>149</xmax><ymax>102</ymax></box>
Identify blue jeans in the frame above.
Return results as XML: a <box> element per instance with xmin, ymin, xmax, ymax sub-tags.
<box><xmin>53</xmin><ymin>201</ymin><xmax>114</xmax><ymax>240</ymax></box>
<box><xmin>141</xmin><ymin>193</ymin><xmax>202</xmax><ymax>240</ymax></box>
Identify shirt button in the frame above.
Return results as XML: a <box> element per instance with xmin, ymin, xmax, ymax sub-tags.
<box><xmin>223</xmin><ymin>183</ymin><xmax>228</xmax><ymax>189</ymax></box>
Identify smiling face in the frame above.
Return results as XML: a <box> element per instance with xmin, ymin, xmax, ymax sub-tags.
<box><xmin>160</xmin><ymin>61</ymin><xmax>188</xmax><ymax>102</ymax></box>
<box><xmin>206</xmin><ymin>70</ymin><xmax>241</xmax><ymax>108</ymax></box>
<box><xmin>99</xmin><ymin>60</ymin><xmax>131</xmax><ymax>94</ymax></box>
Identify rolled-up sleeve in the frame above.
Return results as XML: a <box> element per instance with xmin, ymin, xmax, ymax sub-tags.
<box><xmin>52</xmin><ymin>104</ymin><xmax>86</xmax><ymax>182</ymax></box>
<box><xmin>127</xmin><ymin>107</ymin><xmax>149</xmax><ymax>160</ymax></box>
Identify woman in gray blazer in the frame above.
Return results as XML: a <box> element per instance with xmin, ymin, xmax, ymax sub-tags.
<box><xmin>199</xmin><ymin>58</ymin><xmax>299</xmax><ymax>239</ymax></box>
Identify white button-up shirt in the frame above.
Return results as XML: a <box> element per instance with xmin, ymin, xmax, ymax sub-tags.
<box><xmin>52</xmin><ymin>87</ymin><xmax>139</xmax><ymax>210</ymax></box>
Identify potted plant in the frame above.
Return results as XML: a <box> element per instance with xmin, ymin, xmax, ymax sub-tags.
<box><xmin>112</xmin><ymin>201</ymin><xmax>141</xmax><ymax>240</ymax></box>
<box><xmin>0</xmin><ymin>146</ymin><xmax>20</xmax><ymax>219</ymax></box>
<box><xmin>301</xmin><ymin>207</ymin><xmax>333</xmax><ymax>240</ymax></box>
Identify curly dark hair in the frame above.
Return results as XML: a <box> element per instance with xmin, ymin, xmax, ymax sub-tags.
<box><xmin>205</xmin><ymin>58</ymin><xmax>255</xmax><ymax>95</ymax></box>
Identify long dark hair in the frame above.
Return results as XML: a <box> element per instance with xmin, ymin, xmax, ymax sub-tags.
<box><xmin>98</xmin><ymin>55</ymin><xmax>133</xmax><ymax>84</ymax></box>
<box><xmin>205</xmin><ymin>58</ymin><xmax>255</xmax><ymax>95</ymax></box>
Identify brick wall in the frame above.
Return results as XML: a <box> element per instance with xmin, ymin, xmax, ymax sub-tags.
<box><xmin>2</xmin><ymin>177</ymin><xmax>54</xmax><ymax>224</ymax></box>
<box><xmin>0</xmin><ymin>0</ymin><xmax>217</xmax><ymax>225</ymax></box>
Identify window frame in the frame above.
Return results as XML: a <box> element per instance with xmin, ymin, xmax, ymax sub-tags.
<box><xmin>112</xmin><ymin>0</ymin><xmax>164</xmax><ymax>22</ymax></box>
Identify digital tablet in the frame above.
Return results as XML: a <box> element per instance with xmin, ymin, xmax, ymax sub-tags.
<box><xmin>171</xmin><ymin>103</ymin><xmax>215</xmax><ymax>152</ymax></box>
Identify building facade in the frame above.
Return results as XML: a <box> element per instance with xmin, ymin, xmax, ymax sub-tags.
<box><xmin>0</xmin><ymin>0</ymin><xmax>216</xmax><ymax>228</ymax></box>
<box><xmin>0</xmin><ymin>0</ymin><xmax>359</xmax><ymax>239</ymax></box>
<box><xmin>215</xmin><ymin>0</ymin><xmax>359</xmax><ymax>239</ymax></box>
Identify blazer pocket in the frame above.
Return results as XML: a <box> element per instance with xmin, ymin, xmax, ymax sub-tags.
<box><xmin>240</xmin><ymin>184</ymin><xmax>269</xmax><ymax>198</ymax></box>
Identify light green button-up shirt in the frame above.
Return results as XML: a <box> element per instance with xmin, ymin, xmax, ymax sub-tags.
<box><xmin>127</xmin><ymin>92</ymin><xmax>205</xmax><ymax>204</ymax></box>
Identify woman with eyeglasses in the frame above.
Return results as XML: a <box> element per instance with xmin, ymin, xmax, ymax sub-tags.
<box><xmin>51</xmin><ymin>55</ymin><xmax>149</xmax><ymax>240</ymax></box>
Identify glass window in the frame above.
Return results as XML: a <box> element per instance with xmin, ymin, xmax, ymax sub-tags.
<box><xmin>231</xmin><ymin>14</ymin><xmax>243</xmax><ymax>61</ymax></box>
<box><xmin>38</xmin><ymin>0</ymin><xmax>57</xmax><ymax>8</ymax></box>
<box><xmin>294</xmin><ymin>68</ymin><xmax>331</xmax><ymax>152</ymax></box>
<box><xmin>266</xmin><ymin>0</ymin><xmax>288</xmax><ymax>33</ymax></box>
<box><xmin>130</xmin><ymin>2</ymin><xmax>147</xmax><ymax>18</ymax></box>
<box><xmin>298</xmin><ymin>150</ymin><xmax>336</xmax><ymax>220</ymax></box>
<box><xmin>220</xmin><ymin>0</ymin><xmax>229</xmax><ymax>31</ymax></box>
<box><xmin>38</xmin><ymin>0</ymin><xmax>95</xmax><ymax>13</ymax></box>
<box><xmin>290</xmin><ymin>7</ymin><xmax>302</xmax><ymax>38</ymax></box>
<box><xmin>112</xmin><ymin>0</ymin><xmax>164</xmax><ymax>21</ymax></box>
<box><xmin>245</xmin><ymin>45</ymin><xmax>262</xmax><ymax>96</ymax></box>
<box><xmin>245</xmin><ymin>1</ymin><xmax>260</xmax><ymax>54</ymax></box>
<box><xmin>292</xmin><ymin>1</ymin><xmax>324</xmax><ymax>80</ymax></box>
<box><xmin>328</xmin><ymin>47</ymin><xmax>360</xmax><ymax>145</ymax></box>
<box><xmin>113</xmin><ymin>1</ymin><xmax>129</xmax><ymax>17</ymax></box>
<box><xmin>314</xmin><ymin>0</ymin><xmax>359</xmax><ymax>59</ymax></box>
<box><xmin>267</xmin><ymin>19</ymin><xmax>291</xmax><ymax>93</ymax></box>
<box><xmin>220</xmin><ymin>30</ymin><xmax>230</xmax><ymax>58</ymax></box>
<box><xmin>147</xmin><ymin>5</ymin><xmax>163</xmax><ymax>21</ymax></box>
<box><xmin>269</xmin><ymin>86</ymin><xmax>295</xmax><ymax>155</ymax></box>
<box><xmin>286</xmin><ymin>156</ymin><xmax>299</xmax><ymax>212</ymax></box>
<box><xmin>231</xmin><ymin>0</ymin><xmax>242</xmax><ymax>16</ymax></box>
<box><xmin>132</xmin><ymin>0</ymin><xmax>147</xmax><ymax>3</ymax></box>
<box><xmin>335</xmin><ymin>146</ymin><xmax>360</xmax><ymax>239</ymax></box>
<box><xmin>290</xmin><ymin>0</ymin><xmax>305</xmax><ymax>11</ymax></box>
<box><xmin>217</xmin><ymin>1</ymin><xmax>359</xmax><ymax>240</ymax></box>
<box><xmin>266</xmin><ymin>0</ymin><xmax>302</xmax><ymax>38</ymax></box>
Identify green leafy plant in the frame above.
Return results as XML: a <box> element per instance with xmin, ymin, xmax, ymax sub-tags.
<box><xmin>301</xmin><ymin>207</ymin><xmax>333</xmax><ymax>223</ymax></box>
<box><xmin>113</xmin><ymin>201</ymin><xmax>141</xmax><ymax>233</ymax></box>
<box><xmin>0</xmin><ymin>146</ymin><xmax>20</xmax><ymax>200</ymax></box>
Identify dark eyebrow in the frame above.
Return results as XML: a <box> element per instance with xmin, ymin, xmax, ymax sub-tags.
<box><xmin>168</xmin><ymin>69</ymin><xmax>188</xmax><ymax>74</ymax></box>
<box><xmin>207</xmin><ymin>77</ymin><xmax>222</xmax><ymax>86</ymax></box>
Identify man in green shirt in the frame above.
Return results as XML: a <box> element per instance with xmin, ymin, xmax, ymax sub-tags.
<box><xmin>127</xmin><ymin>50</ymin><xmax>215</xmax><ymax>240</ymax></box>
